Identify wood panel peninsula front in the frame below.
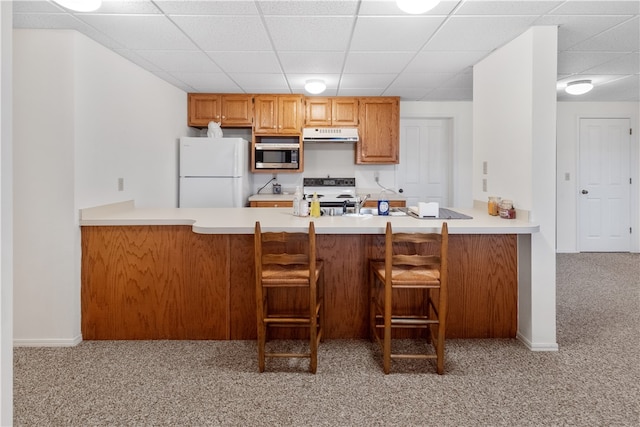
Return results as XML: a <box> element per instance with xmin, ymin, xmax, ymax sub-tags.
<box><xmin>79</xmin><ymin>201</ymin><xmax>539</xmax><ymax>341</ymax></box>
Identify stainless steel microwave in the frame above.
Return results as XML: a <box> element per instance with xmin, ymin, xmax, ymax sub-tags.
<box><xmin>254</xmin><ymin>143</ymin><xmax>300</xmax><ymax>170</ymax></box>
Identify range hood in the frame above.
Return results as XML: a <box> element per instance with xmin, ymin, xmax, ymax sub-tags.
<box><xmin>302</xmin><ymin>127</ymin><xmax>359</xmax><ymax>143</ymax></box>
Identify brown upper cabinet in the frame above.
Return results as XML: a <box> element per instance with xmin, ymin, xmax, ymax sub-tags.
<box><xmin>254</xmin><ymin>95</ymin><xmax>303</xmax><ymax>135</ymax></box>
<box><xmin>304</xmin><ymin>97</ymin><xmax>359</xmax><ymax>127</ymax></box>
<box><xmin>356</xmin><ymin>97</ymin><xmax>400</xmax><ymax>164</ymax></box>
<box><xmin>188</xmin><ymin>93</ymin><xmax>253</xmax><ymax>127</ymax></box>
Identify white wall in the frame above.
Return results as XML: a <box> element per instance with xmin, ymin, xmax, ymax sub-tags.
<box><xmin>13</xmin><ymin>29</ymin><xmax>189</xmax><ymax>345</ymax></box>
<box><xmin>0</xmin><ymin>1</ymin><xmax>12</xmax><ymax>423</ymax></box>
<box><xmin>474</xmin><ymin>26</ymin><xmax>558</xmax><ymax>350</ymax></box>
<box><xmin>556</xmin><ymin>102</ymin><xmax>640</xmax><ymax>253</ymax></box>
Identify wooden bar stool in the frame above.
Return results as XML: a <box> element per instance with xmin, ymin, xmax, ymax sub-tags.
<box><xmin>369</xmin><ymin>221</ymin><xmax>449</xmax><ymax>374</ymax></box>
<box><xmin>254</xmin><ymin>221</ymin><xmax>324</xmax><ymax>373</ymax></box>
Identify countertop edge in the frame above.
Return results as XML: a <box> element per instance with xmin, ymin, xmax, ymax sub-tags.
<box><xmin>79</xmin><ymin>203</ymin><xmax>539</xmax><ymax>235</ymax></box>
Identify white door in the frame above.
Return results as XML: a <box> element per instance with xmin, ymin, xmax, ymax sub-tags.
<box><xmin>578</xmin><ymin>118</ymin><xmax>631</xmax><ymax>252</ymax></box>
<box><xmin>396</xmin><ymin>118</ymin><xmax>451</xmax><ymax>207</ymax></box>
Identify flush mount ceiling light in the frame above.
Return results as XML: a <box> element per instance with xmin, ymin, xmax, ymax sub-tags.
<box><xmin>565</xmin><ymin>80</ymin><xmax>594</xmax><ymax>95</ymax></box>
<box><xmin>52</xmin><ymin>0</ymin><xmax>102</xmax><ymax>12</ymax></box>
<box><xmin>396</xmin><ymin>0</ymin><xmax>441</xmax><ymax>14</ymax></box>
<box><xmin>304</xmin><ymin>79</ymin><xmax>326</xmax><ymax>95</ymax></box>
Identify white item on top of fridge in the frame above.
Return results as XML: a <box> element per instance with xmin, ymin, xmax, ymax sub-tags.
<box><xmin>206</xmin><ymin>121</ymin><xmax>223</xmax><ymax>138</ymax></box>
<box><xmin>179</xmin><ymin>137</ymin><xmax>252</xmax><ymax>208</ymax></box>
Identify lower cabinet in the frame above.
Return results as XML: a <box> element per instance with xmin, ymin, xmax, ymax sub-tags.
<box><xmin>249</xmin><ymin>201</ymin><xmax>293</xmax><ymax>208</ymax></box>
<box><xmin>81</xmin><ymin>226</ymin><xmax>518</xmax><ymax>340</ymax></box>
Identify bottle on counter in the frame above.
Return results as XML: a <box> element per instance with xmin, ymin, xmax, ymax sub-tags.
<box><xmin>299</xmin><ymin>195</ymin><xmax>309</xmax><ymax>217</ymax></box>
<box><xmin>310</xmin><ymin>192</ymin><xmax>321</xmax><ymax>218</ymax></box>
<box><xmin>292</xmin><ymin>186</ymin><xmax>302</xmax><ymax>216</ymax></box>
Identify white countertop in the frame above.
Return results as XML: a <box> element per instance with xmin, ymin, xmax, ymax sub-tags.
<box><xmin>79</xmin><ymin>200</ymin><xmax>539</xmax><ymax>235</ymax></box>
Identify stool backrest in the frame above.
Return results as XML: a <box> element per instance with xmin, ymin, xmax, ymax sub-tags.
<box><xmin>385</xmin><ymin>221</ymin><xmax>448</xmax><ymax>285</ymax></box>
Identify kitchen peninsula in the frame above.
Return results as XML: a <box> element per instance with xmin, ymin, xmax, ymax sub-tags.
<box><xmin>80</xmin><ymin>201</ymin><xmax>539</xmax><ymax>343</ymax></box>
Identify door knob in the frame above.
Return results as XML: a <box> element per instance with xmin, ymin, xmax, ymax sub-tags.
<box><xmin>398</xmin><ymin>188</ymin><xmax>404</xmax><ymax>193</ymax></box>
<box><xmin>581</xmin><ymin>190</ymin><xmax>588</xmax><ymax>194</ymax></box>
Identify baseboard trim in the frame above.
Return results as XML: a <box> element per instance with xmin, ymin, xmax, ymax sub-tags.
<box><xmin>14</xmin><ymin>335</ymin><xmax>83</xmax><ymax>347</ymax></box>
<box><xmin>517</xmin><ymin>332</ymin><xmax>559</xmax><ymax>351</ymax></box>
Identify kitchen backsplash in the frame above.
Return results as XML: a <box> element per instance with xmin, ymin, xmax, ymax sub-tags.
<box><xmin>252</xmin><ymin>143</ymin><xmax>397</xmax><ymax>196</ymax></box>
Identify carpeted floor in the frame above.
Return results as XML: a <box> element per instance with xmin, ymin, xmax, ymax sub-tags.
<box><xmin>13</xmin><ymin>253</ymin><xmax>640</xmax><ymax>426</ymax></box>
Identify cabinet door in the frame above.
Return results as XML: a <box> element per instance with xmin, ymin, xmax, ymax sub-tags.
<box><xmin>278</xmin><ymin>95</ymin><xmax>303</xmax><ymax>134</ymax></box>
<box><xmin>188</xmin><ymin>94</ymin><xmax>221</xmax><ymax>127</ymax></box>
<box><xmin>250</xmin><ymin>201</ymin><xmax>293</xmax><ymax>208</ymax></box>
<box><xmin>332</xmin><ymin>97</ymin><xmax>359</xmax><ymax>126</ymax></box>
<box><xmin>254</xmin><ymin>96</ymin><xmax>278</xmax><ymax>134</ymax></box>
<box><xmin>221</xmin><ymin>95</ymin><xmax>253</xmax><ymax>127</ymax></box>
<box><xmin>356</xmin><ymin>97</ymin><xmax>399</xmax><ymax>164</ymax></box>
<box><xmin>305</xmin><ymin>98</ymin><xmax>332</xmax><ymax>126</ymax></box>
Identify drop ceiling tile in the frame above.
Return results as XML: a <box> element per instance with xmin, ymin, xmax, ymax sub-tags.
<box><xmin>585</xmin><ymin>52</ymin><xmax>640</xmax><ymax>75</ymax></box>
<box><xmin>557</xmin><ymin>51</ymin><xmax>630</xmax><ymax>74</ymax></box>
<box><xmin>228</xmin><ymin>73</ymin><xmax>289</xmax><ymax>88</ymax></box>
<box><xmin>150</xmin><ymin>71</ymin><xmax>197</xmax><ymax>92</ymax></box>
<box><xmin>13</xmin><ymin>1</ymin><xmax>63</xmax><ymax>13</ymax></box>
<box><xmin>339</xmin><ymin>74</ymin><xmax>397</xmax><ymax>88</ymax></box>
<box><xmin>389</xmin><ymin>73</ymin><xmax>453</xmax><ymax>89</ymax></box>
<box><xmin>454</xmin><ymin>1</ymin><xmax>562</xmax><ymax>15</ymax></box>
<box><xmin>404</xmin><ymin>51</ymin><xmax>488</xmax><ymax>73</ymax></box>
<box><xmin>425</xmin><ymin>16</ymin><xmax>538</xmax><ymax>51</ymax></box>
<box><xmin>264</xmin><ymin>16</ymin><xmax>354</xmax><ymax>51</ymax></box>
<box><xmin>258</xmin><ymin>0</ymin><xmax>359</xmax><ymax>16</ymax></box>
<box><xmin>535</xmin><ymin>15</ymin><xmax>635</xmax><ymax>50</ymax></box>
<box><xmin>14</xmin><ymin>14</ymin><xmax>126</xmax><ymax>50</ymax></box>
<box><xmin>336</xmin><ymin>88</ymin><xmax>387</xmax><ymax>97</ymax></box>
<box><xmin>134</xmin><ymin>50</ymin><xmax>222</xmax><ymax>73</ymax></box>
<box><xmin>551</xmin><ymin>1</ymin><xmax>640</xmax><ymax>15</ymax></box>
<box><xmin>351</xmin><ymin>16</ymin><xmax>445</xmax><ymax>51</ymax></box>
<box><xmin>169</xmin><ymin>72</ymin><xmax>242</xmax><ymax>93</ymax></box>
<box><xmin>208</xmin><ymin>51</ymin><xmax>282</xmax><ymax>73</ymax></box>
<box><xmin>568</xmin><ymin>16</ymin><xmax>640</xmax><ymax>52</ymax></box>
<box><xmin>171</xmin><ymin>15</ymin><xmax>272</xmax><ymax>51</ymax></box>
<box><xmin>157</xmin><ymin>1</ymin><xmax>259</xmax><ymax>15</ymax></box>
<box><xmin>384</xmin><ymin>87</ymin><xmax>430</xmax><ymax>100</ymax></box>
<box><xmin>420</xmin><ymin>87</ymin><xmax>474</xmax><ymax>101</ymax></box>
<box><xmin>344</xmin><ymin>52</ymin><xmax>415</xmax><ymax>73</ymax></box>
<box><xmin>279</xmin><ymin>52</ymin><xmax>346</xmax><ymax>73</ymax></box>
<box><xmin>112</xmin><ymin>49</ymin><xmax>162</xmax><ymax>73</ymax></box>
<box><xmin>76</xmin><ymin>1</ymin><xmax>162</xmax><ymax>15</ymax></box>
<box><xmin>438</xmin><ymin>72</ymin><xmax>474</xmax><ymax>89</ymax></box>
<box><xmin>13</xmin><ymin>13</ymin><xmax>82</xmax><ymax>28</ymax></box>
<box><xmin>79</xmin><ymin>15</ymin><xmax>197</xmax><ymax>50</ymax></box>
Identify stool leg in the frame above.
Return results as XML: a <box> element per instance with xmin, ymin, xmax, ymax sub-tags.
<box><xmin>383</xmin><ymin>277</ymin><xmax>392</xmax><ymax>375</ymax></box>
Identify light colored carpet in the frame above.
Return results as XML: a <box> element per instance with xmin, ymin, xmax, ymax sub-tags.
<box><xmin>14</xmin><ymin>253</ymin><xmax>640</xmax><ymax>426</ymax></box>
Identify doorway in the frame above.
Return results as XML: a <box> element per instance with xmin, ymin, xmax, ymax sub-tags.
<box><xmin>396</xmin><ymin>118</ymin><xmax>452</xmax><ymax>207</ymax></box>
<box><xmin>578</xmin><ymin>118</ymin><xmax>631</xmax><ymax>252</ymax></box>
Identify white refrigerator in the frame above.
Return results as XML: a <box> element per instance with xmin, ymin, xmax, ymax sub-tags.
<box><xmin>179</xmin><ymin>137</ymin><xmax>252</xmax><ymax>208</ymax></box>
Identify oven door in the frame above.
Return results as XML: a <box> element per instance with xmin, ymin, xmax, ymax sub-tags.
<box><xmin>254</xmin><ymin>143</ymin><xmax>300</xmax><ymax>169</ymax></box>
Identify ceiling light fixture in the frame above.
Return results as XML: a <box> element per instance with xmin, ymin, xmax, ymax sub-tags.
<box><xmin>396</xmin><ymin>0</ymin><xmax>441</xmax><ymax>14</ymax></box>
<box><xmin>565</xmin><ymin>80</ymin><xmax>594</xmax><ymax>95</ymax></box>
<box><xmin>52</xmin><ymin>0</ymin><xmax>102</xmax><ymax>12</ymax></box>
<box><xmin>304</xmin><ymin>79</ymin><xmax>326</xmax><ymax>95</ymax></box>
